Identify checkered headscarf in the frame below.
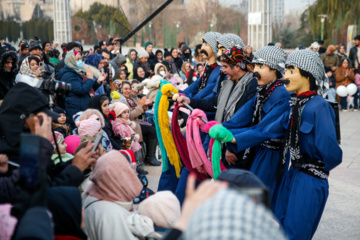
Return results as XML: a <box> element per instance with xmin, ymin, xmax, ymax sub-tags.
<box><xmin>217</xmin><ymin>33</ymin><xmax>245</xmax><ymax>49</ymax></box>
<box><xmin>286</xmin><ymin>49</ymin><xmax>329</xmax><ymax>97</ymax></box>
<box><xmin>202</xmin><ymin>32</ymin><xmax>222</xmax><ymax>54</ymax></box>
<box><xmin>252</xmin><ymin>46</ymin><xmax>287</xmax><ymax>74</ymax></box>
<box><xmin>184</xmin><ymin>189</ymin><xmax>287</xmax><ymax>240</ymax></box>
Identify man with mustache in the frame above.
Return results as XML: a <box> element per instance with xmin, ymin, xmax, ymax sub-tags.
<box><xmin>181</xmin><ymin>32</ymin><xmax>222</xmax><ymax>100</ymax></box>
<box><xmin>273</xmin><ymin>50</ymin><xmax>342</xmax><ymax>240</ymax></box>
<box><xmin>177</xmin><ymin>44</ymin><xmax>258</xmax><ymax>169</ymax></box>
<box><xmin>208</xmin><ymin>46</ymin><xmax>291</xmax><ymax>203</ymax></box>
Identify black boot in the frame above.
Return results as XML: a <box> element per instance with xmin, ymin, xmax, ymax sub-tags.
<box><xmin>136</xmin><ymin>166</ymin><xmax>148</xmax><ymax>175</ymax></box>
<box><xmin>145</xmin><ymin>139</ymin><xmax>162</xmax><ymax>166</ymax></box>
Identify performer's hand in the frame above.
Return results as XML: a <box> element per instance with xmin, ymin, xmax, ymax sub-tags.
<box><xmin>177</xmin><ymin>96</ymin><xmax>190</xmax><ymax>106</ymax></box>
<box><xmin>209</xmin><ymin>125</ymin><xmax>234</xmax><ymax>143</ymax></box>
<box><xmin>225</xmin><ymin>150</ymin><xmax>238</xmax><ymax>165</ymax></box>
<box><xmin>173</xmin><ymin>174</ymin><xmax>227</xmax><ymax>231</ymax></box>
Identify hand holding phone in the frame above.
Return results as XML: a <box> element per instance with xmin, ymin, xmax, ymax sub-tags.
<box><xmin>92</xmin><ymin>133</ymin><xmax>103</xmax><ymax>152</ymax></box>
<box><xmin>72</xmin><ymin>141</ymin><xmax>97</xmax><ymax>172</ymax></box>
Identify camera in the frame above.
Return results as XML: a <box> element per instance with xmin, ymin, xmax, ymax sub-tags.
<box><xmin>38</xmin><ymin>71</ymin><xmax>71</xmax><ymax>96</ymax></box>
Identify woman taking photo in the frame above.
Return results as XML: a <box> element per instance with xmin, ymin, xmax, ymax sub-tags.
<box><xmin>15</xmin><ymin>55</ymin><xmax>42</xmax><ymax>87</ymax></box>
<box><xmin>56</xmin><ymin>50</ymin><xmax>107</xmax><ymax>128</ymax></box>
<box><xmin>120</xmin><ymin>81</ymin><xmax>160</xmax><ymax>166</ymax></box>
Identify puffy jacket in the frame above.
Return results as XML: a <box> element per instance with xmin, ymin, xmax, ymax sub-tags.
<box><xmin>56</xmin><ymin>66</ymin><xmax>100</xmax><ymax>125</ymax></box>
<box><xmin>349</xmin><ymin>46</ymin><xmax>359</xmax><ymax>69</ymax></box>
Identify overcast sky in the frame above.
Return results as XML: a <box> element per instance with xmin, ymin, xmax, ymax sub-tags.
<box><xmin>284</xmin><ymin>0</ymin><xmax>316</xmax><ymax>12</ymax></box>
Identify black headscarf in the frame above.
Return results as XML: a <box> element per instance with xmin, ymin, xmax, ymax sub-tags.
<box><xmin>87</xmin><ymin>94</ymin><xmax>108</xmax><ymax>117</ymax></box>
<box><xmin>47</xmin><ymin>187</ymin><xmax>87</xmax><ymax>239</ymax></box>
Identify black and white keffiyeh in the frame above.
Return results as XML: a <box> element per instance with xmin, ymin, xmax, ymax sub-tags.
<box><xmin>242</xmin><ymin>80</ymin><xmax>286</xmax><ymax>162</ymax></box>
<box><xmin>202</xmin><ymin>32</ymin><xmax>222</xmax><ymax>55</ymax></box>
<box><xmin>252</xmin><ymin>46</ymin><xmax>287</xmax><ymax>74</ymax></box>
<box><xmin>217</xmin><ymin>33</ymin><xmax>245</xmax><ymax>49</ymax></box>
<box><xmin>286</xmin><ymin>49</ymin><xmax>329</xmax><ymax>98</ymax></box>
<box><xmin>277</xmin><ymin>91</ymin><xmax>324</xmax><ymax>182</ymax></box>
<box><xmin>184</xmin><ymin>189</ymin><xmax>287</xmax><ymax>240</ymax></box>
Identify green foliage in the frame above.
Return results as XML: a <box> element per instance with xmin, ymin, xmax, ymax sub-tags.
<box><xmin>74</xmin><ymin>3</ymin><xmax>131</xmax><ymax>38</ymax></box>
<box><xmin>22</xmin><ymin>18</ymin><xmax>54</xmax><ymax>42</ymax></box>
<box><xmin>280</xmin><ymin>28</ymin><xmax>298</xmax><ymax>48</ymax></box>
<box><xmin>308</xmin><ymin>0</ymin><xmax>360</xmax><ymax>44</ymax></box>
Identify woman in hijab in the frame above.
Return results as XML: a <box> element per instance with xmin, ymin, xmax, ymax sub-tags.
<box><xmin>83</xmin><ymin>150</ymin><xmax>143</xmax><ymax>240</ymax></box>
<box><xmin>47</xmin><ymin>186</ymin><xmax>87</xmax><ymax>240</ymax></box>
<box><xmin>133</xmin><ymin>65</ymin><xmax>147</xmax><ymax>82</ymax></box>
<box><xmin>56</xmin><ymin>50</ymin><xmax>107</xmax><ymax>128</ymax></box>
<box><xmin>15</xmin><ymin>55</ymin><xmax>42</xmax><ymax>87</ymax></box>
<box><xmin>171</xmin><ymin>48</ymin><xmax>183</xmax><ymax>72</ymax></box>
<box><xmin>85</xmin><ymin>53</ymin><xmax>106</xmax><ymax>95</ymax></box>
<box><xmin>88</xmin><ymin>94</ymin><xmax>122</xmax><ymax>150</ymax></box>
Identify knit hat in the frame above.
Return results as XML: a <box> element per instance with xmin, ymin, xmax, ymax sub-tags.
<box><xmin>164</xmin><ymin>50</ymin><xmax>171</xmax><ymax>58</ymax></box>
<box><xmin>217</xmin><ymin>33</ymin><xmax>245</xmax><ymax>49</ymax></box>
<box><xmin>87</xmin><ymin>150</ymin><xmax>143</xmax><ymax>202</ymax></box>
<box><xmin>327</xmin><ymin>45</ymin><xmax>338</xmax><ymax>53</ymax></box>
<box><xmin>137</xmin><ymin>48</ymin><xmax>149</xmax><ymax>59</ymax></box>
<box><xmin>28</xmin><ymin>38</ymin><xmax>42</xmax><ymax>52</ymax></box>
<box><xmin>220</xmin><ymin>46</ymin><xmax>254</xmax><ymax>71</ymax></box>
<box><xmin>53</xmin><ymin>105</ymin><xmax>66</xmax><ymax>115</ymax></box>
<box><xmin>76</xmin><ymin>117</ymin><xmax>102</xmax><ymax>137</ymax></box>
<box><xmin>309</xmin><ymin>42</ymin><xmax>320</xmax><ymax>50</ymax></box>
<box><xmin>202</xmin><ymin>32</ymin><xmax>222</xmax><ymax>54</ymax></box>
<box><xmin>252</xmin><ymin>46</ymin><xmax>287</xmax><ymax>74</ymax></box>
<box><xmin>145</xmin><ymin>42</ymin><xmax>153</xmax><ymax>51</ymax></box>
<box><xmin>113</xmin><ymin>102</ymin><xmax>129</xmax><ymax>117</ymax></box>
<box><xmin>64</xmin><ymin>135</ymin><xmax>81</xmax><ymax>154</ymax></box>
<box><xmin>184</xmin><ymin>189</ymin><xmax>287</xmax><ymax>240</ymax></box>
<box><xmin>286</xmin><ymin>49</ymin><xmax>329</xmax><ymax>97</ymax></box>
<box><xmin>138</xmin><ymin>191</ymin><xmax>181</xmax><ymax>229</ymax></box>
<box><xmin>21</xmin><ymin>44</ymin><xmax>29</xmax><ymax>51</ymax></box>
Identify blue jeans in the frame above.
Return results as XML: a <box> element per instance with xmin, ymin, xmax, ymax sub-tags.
<box><xmin>327</xmin><ymin>88</ymin><xmax>336</xmax><ymax>102</ymax></box>
<box><xmin>341</xmin><ymin>92</ymin><xmax>358</xmax><ymax>109</ymax></box>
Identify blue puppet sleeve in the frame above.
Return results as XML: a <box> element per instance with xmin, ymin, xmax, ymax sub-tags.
<box><xmin>225</xmin><ymin>94</ymin><xmax>290</xmax><ymax>154</ymax></box>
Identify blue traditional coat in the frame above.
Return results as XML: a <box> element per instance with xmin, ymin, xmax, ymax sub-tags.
<box><xmin>273</xmin><ymin>95</ymin><xmax>342</xmax><ymax>240</ymax></box>
<box><xmin>181</xmin><ymin>65</ymin><xmax>221</xmax><ymax>99</ymax></box>
<box><xmin>223</xmin><ymin>85</ymin><xmax>291</xmax><ymax>199</ymax></box>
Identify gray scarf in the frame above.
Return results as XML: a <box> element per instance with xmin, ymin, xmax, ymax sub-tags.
<box><xmin>215</xmin><ymin>71</ymin><xmax>254</xmax><ymax>122</ymax></box>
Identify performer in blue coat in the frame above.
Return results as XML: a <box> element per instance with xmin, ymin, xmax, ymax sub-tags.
<box><xmin>273</xmin><ymin>50</ymin><xmax>342</xmax><ymax>240</ymax></box>
<box><xmin>209</xmin><ymin>46</ymin><xmax>291</xmax><ymax>200</ymax></box>
<box><xmin>182</xmin><ymin>32</ymin><xmax>222</xmax><ymax>100</ymax></box>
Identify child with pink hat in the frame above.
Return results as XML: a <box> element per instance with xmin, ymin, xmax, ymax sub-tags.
<box><xmin>111</xmin><ymin>102</ymin><xmax>142</xmax><ymax>155</ymax></box>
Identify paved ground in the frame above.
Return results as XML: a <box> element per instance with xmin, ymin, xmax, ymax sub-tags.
<box><xmin>144</xmin><ymin>111</ymin><xmax>360</xmax><ymax>239</ymax></box>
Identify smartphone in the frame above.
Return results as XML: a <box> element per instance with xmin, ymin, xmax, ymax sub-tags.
<box><xmin>19</xmin><ymin>134</ymin><xmax>43</xmax><ymax>190</ymax></box>
<box><xmin>92</xmin><ymin>133</ymin><xmax>103</xmax><ymax>152</ymax></box>
<box><xmin>231</xmin><ymin>187</ymin><xmax>270</xmax><ymax>208</ymax></box>
<box><xmin>39</xmin><ymin>62</ymin><xmax>45</xmax><ymax>71</ymax></box>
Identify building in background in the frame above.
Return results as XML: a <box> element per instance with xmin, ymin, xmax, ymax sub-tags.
<box><xmin>21</xmin><ymin>0</ymin><xmax>53</xmax><ymax>21</ymax></box>
<box><xmin>1</xmin><ymin>0</ymin><xmax>24</xmax><ymax>20</ymax></box>
<box><xmin>271</xmin><ymin>0</ymin><xmax>284</xmax><ymax>24</ymax></box>
<box><xmin>248</xmin><ymin>0</ymin><xmax>272</xmax><ymax>51</ymax></box>
<box><xmin>70</xmin><ymin>0</ymin><xmax>129</xmax><ymax>17</ymax></box>
<box><xmin>54</xmin><ymin>0</ymin><xmax>72</xmax><ymax>44</ymax></box>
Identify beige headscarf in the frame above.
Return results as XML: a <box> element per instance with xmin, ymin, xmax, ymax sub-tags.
<box><xmin>65</xmin><ymin>50</ymin><xmax>101</xmax><ymax>78</ymax></box>
<box><xmin>86</xmin><ymin>150</ymin><xmax>143</xmax><ymax>202</ymax></box>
